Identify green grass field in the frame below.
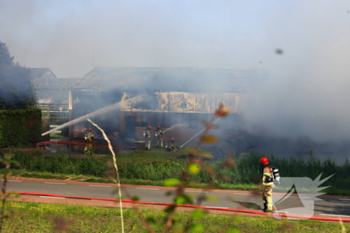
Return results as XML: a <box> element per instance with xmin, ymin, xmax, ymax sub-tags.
<box><xmin>1</xmin><ymin>201</ymin><xmax>348</xmax><ymax>232</ymax></box>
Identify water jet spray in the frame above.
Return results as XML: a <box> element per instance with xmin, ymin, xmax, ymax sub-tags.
<box><xmin>179</xmin><ymin>119</ymin><xmax>218</xmax><ymax>148</ymax></box>
<box><xmin>163</xmin><ymin>123</ymin><xmax>184</xmax><ymax>133</ymax></box>
<box><xmin>42</xmin><ymin>94</ymin><xmax>153</xmax><ymax>136</ymax></box>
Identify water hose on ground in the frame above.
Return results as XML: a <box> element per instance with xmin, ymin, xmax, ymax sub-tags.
<box><xmin>13</xmin><ymin>192</ymin><xmax>350</xmax><ymax>222</ymax></box>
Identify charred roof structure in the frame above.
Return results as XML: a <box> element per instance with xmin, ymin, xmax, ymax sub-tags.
<box><xmin>74</xmin><ymin>67</ymin><xmax>266</xmax><ymax>93</ymax></box>
<box><xmin>70</xmin><ymin>67</ymin><xmax>267</xmax><ymax>143</ymax></box>
<box><xmin>33</xmin><ymin>77</ymin><xmax>80</xmax><ymax>105</ymax></box>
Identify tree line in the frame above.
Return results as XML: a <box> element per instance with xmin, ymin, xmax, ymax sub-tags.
<box><xmin>0</xmin><ymin>41</ymin><xmax>36</xmax><ymax>110</ymax></box>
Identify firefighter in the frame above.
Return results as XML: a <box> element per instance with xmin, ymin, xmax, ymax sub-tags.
<box><xmin>166</xmin><ymin>138</ymin><xmax>178</xmax><ymax>152</ymax></box>
<box><xmin>260</xmin><ymin>157</ymin><xmax>275</xmax><ymax>212</ymax></box>
<box><xmin>144</xmin><ymin>125</ymin><xmax>152</xmax><ymax>150</ymax></box>
<box><xmin>154</xmin><ymin>125</ymin><xmax>164</xmax><ymax>148</ymax></box>
<box><xmin>84</xmin><ymin>128</ymin><xmax>94</xmax><ymax>154</ymax></box>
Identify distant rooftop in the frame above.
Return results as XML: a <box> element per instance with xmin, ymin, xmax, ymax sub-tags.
<box><xmin>73</xmin><ymin>67</ymin><xmax>268</xmax><ymax>93</ymax></box>
<box><xmin>28</xmin><ymin>68</ymin><xmax>57</xmax><ymax>79</ymax></box>
<box><xmin>32</xmin><ymin>77</ymin><xmax>80</xmax><ymax>91</ymax></box>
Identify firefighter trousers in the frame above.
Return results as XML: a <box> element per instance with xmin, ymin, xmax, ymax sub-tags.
<box><xmin>145</xmin><ymin>138</ymin><xmax>151</xmax><ymax>150</ymax></box>
<box><xmin>262</xmin><ymin>185</ymin><xmax>273</xmax><ymax>211</ymax></box>
<box><xmin>155</xmin><ymin>138</ymin><xmax>163</xmax><ymax>148</ymax></box>
<box><xmin>84</xmin><ymin>142</ymin><xmax>93</xmax><ymax>153</ymax></box>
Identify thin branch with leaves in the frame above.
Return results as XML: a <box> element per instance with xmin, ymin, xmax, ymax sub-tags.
<box><xmin>87</xmin><ymin>119</ymin><xmax>125</xmax><ymax>233</ymax></box>
<box><xmin>164</xmin><ymin>103</ymin><xmax>231</xmax><ymax>232</ymax></box>
<box><xmin>0</xmin><ymin>152</ymin><xmax>20</xmax><ymax>233</ymax></box>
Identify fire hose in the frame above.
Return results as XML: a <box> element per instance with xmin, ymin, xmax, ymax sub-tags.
<box><xmin>13</xmin><ymin>191</ymin><xmax>350</xmax><ymax>222</ymax></box>
<box><xmin>23</xmin><ymin>141</ymin><xmax>136</xmax><ymax>153</ymax></box>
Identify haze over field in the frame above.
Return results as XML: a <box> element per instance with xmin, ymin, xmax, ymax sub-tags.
<box><xmin>1</xmin><ymin>0</ymin><xmax>350</xmax><ymax>158</ymax></box>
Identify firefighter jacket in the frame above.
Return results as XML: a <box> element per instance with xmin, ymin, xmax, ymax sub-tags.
<box><xmin>167</xmin><ymin>142</ymin><xmax>178</xmax><ymax>151</ymax></box>
<box><xmin>145</xmin><ymin>128</ymin><xmax>151</xmax><ymax>138</ymax></box>
<box><xmin>262</xmin><ymin>165</ymin><xmax>274</xmax><ymax>186</ymax></box>
<box><xmin>86</xmin><ymin>132</ymin><xmax>94</xmax><ymax>143</ymax></box>
<box><xmin>156</xmin><ymin>128</ymin><xmax>163</xmax><ymax>138</ymax></box>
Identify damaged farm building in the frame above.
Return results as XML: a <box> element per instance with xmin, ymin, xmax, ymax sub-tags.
<box><xmin>69</xmin><ymin>67</ymin><xmax>267</xmax><ymax>146</ymax></box>
<box><xmin>29</xmin><ymin>68</ymin><xmax>80</xmax><ymax>140</ymax></box>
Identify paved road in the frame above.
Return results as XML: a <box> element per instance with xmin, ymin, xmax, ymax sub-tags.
<box><xmin>2</xmin><ymin>180</ymin><xmax>350</xmax><ymax>218</ymax></box>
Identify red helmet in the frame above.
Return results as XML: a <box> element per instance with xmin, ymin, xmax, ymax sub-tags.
<box><xmin>170</xmin><ymin>138</ymin><xmax>174</xmax><ymax>142</ymax></box>
<box><xmin>147</xmin><ymin>125</ymin><xmax>151</xmax><ymax>128</ymax></box>
<box><xmin>157</xmin><ymin>125</ymin><xmax>161</xmax><ymax>128</ymax></box>
<box><xmin>259</xmin><ymin>157</ymin><xmax>269</xmax><ymax>165</ymax></box>
<box><xmin>89</xmin><ymin>128</ymin><xmax>92</xmax><ymax>131</ymax></box>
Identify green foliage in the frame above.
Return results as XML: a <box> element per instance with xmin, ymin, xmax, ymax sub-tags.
<box><xmin>5</xmin><ymin>149</ymin><xmax>350</xmax><ymax>195</ymax></box>
<box><xmin>164</xmin><ymin>178</ymin><xmax>180</xmax><ymax>187</ymax></box>
<box><xmin>175</xmin><ymin>194</ymin><xmax>193</xmax><ymax>205</ymax></box>
<box><xmin>0</xmin><ymin>42</ymin><xmax>13</xmax><ymax>65</ymax></box>
<box><xmin>0</xmin><ymin>41</ymin><xmax>36</xmax><ymax>110</ymax></box>
<box><xmin>10</xmin><ymin>150</ymin><xmax>107</xmax><ymax>177</ymax></box>
<box><xmin>189</xmin><ymin>163</ymin><xmax>200</xmax><ymax>174</ymax></box>
<box><xmin>0</xmin><ymin>108</ymin><xmax>42</xmax><ymax>147</ymax></box>
<box><xmin>190</xmin><ymin>224</ymin><xmax>204</xmax><ymax>232</ymax></box>
<box><xmin>191</xmin><ymin>209</ymin><xmax>203</xmax><ymax>219</ymax></box>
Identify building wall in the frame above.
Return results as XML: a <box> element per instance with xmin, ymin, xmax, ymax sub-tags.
<box><xmin>71</xmin><ymin>91</ymin><xmax>123</xmax><ymax>137</ymax></box>
<box><xmin>70</xmin><ymin>91</ymin><xmax>243</xmax><ymax>141</ymax></box>
<box><xmin>38</xmin><ymin>104</ymin><xmax>69</xmax><ymax>127</ymax></box>
<box><xmin>122</xmin><ymin>111</ymin><xmax>213</xmax><ymax>129</ymax></box>
<box><xmin>135</xmin><ymin>126</ymin><xmax>203</xmax><ymax>146</ymax></box>
<box><xmin>154</xmin><ymin>92</ymin><xmax>241</xmax><ymax>113</ymax></box>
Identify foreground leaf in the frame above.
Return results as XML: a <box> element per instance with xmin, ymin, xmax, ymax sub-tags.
<box><xmin>164</xmin><ymin>178</ymin><xmax>180</xmax><ymax>187</ymax></box>
<box><xmin>200</xmin><ymin>135</ymin><xmax>218</xmax><ymax>144</ymax></box>
<box><xmin>189</xmin><ymin>163</ymin><xmax>200</xmax><ymax>174</ymax></box>
<box><xmin>197</xmin><ymin>150</ymin><xmax>213</xmax><ymax>158</ymax></box>
<box><xmin>190</xmin><ymin>224</ymin><xmax>204</xmax><ymax>232</ymax></box>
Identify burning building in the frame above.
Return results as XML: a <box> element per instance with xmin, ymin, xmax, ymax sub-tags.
<box><xmin>69</xmin><ymin>67</ymin><xmax>267</xmax><ymax>144</ymax></box>
<box><xmin>29</xmin><ymin>68</ymin><xmax>80</xmax><ymax>140</ymax></box>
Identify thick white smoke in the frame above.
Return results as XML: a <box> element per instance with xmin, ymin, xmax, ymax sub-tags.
<box><xmin>1</xmin><ymin>0</ymin><xmax>350</xmax><ymax>160</ymax></box>
<box><xmin>241</xmin><ymin>1</ymin><xmax>350</xmax><ymax>142</ymax></box>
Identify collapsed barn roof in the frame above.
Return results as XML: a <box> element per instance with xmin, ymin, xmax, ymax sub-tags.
<box><xmin>32</xmin><ymin>76</ymin><xmax>80</xmax><ymax>105</ymax></box>
<box><xmin>73</xmin><ymin>67</ymin><xmax>268</xmax><ymax>93</ymax></box>
<box><xmin>33</xmin><ymin>77</ymin><xmax>80</xmax><ymax>91</ymax></box>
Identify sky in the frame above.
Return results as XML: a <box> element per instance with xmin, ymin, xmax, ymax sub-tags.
<box><xmin>1</xmin><ymin>0</ymin><xmax>350</xmax><ymax>143</ymax></box>
<box><xmin>2</xmin><ymin>0</ymin><xmax>348</xmax><ymax>78</ymax></box>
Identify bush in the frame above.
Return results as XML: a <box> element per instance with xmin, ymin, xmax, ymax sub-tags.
<box><xmin>0</xmin><ymin>108</ymin><xmax>42</xmax><ymax>147</ymax></box>
<box><xmin>6</xmin><ymin>149</ymin><xmax>350</xmax><ymax>194</ymax></box>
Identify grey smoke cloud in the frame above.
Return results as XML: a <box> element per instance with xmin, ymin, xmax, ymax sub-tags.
<box><xmin>1</xmin><ymin>0</ymin><xmax>350</xmax><ymax>146</ymax></box>
<box><xmin>241</xmin><ymin>1</ymin><xmax>350</xmax><ymax>142</ymax></box>
<box><xmin>0</xmin><ymin>0</ymin><xmax>293</xmax><ymax>77</ymax></box>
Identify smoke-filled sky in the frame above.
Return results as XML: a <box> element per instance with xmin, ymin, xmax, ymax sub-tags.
<box><xmin>1</xmin><ymin>0</ymin><xmax>348</xmax><ymax>78</ymax></box>
<box><xmin>1</xmin><ymin>0</ymin><xmax>350</xmax><ymax>143</ymax></box>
